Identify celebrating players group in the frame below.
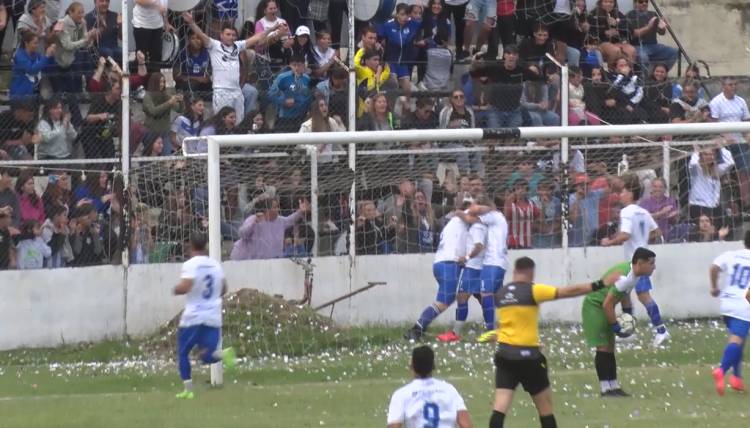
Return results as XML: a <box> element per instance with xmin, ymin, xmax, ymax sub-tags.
<box><xmin>387</xmin><ymin>173</ymin><xmax>750</xmax><ymax>428</ymax></box>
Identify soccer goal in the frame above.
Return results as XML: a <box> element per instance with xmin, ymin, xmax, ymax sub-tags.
<box><xmin>170</xmin><ymin>121</ymin><xmax>750</xmax><ymax>385</ymax></box>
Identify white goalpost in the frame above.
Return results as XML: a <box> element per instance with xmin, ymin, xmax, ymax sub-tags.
<box><xmin>198</xmin><ymin>121</ymin><xmax>750</xmax><ymax>385</ymax></box>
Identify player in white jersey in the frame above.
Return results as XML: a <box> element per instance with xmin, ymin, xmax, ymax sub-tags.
<box><xmin>709</xmin><ymin>230</ymin><xmax>750</xmax><ymax>395</ymax></box>
<box><xmin>182</xmin><ymin>11</ymin><xmax>286</xmax><ymax>121</ymax></box>
<box><xmin>174</xmin><ymin>233</ymin><xmax>236</xmax><ymax>399</ymax></box>
<box><xmin>387</xmin><ymin>345</ymin><xmax>472</xmax><ymax>428</ymax></box>
<box><xmin>601</xmin><ymin>174</ymin><xmax>669</xmax><ymax>347</ymax></box>
<box><xmin>405</xmin><ymin>214</ymin><xmax>468</xmax><ymax>340</ymax></box>
<box><xmin>437</xmin><ymin>219</ymin><xmax>487</xmax><ymax>343</ymax></box>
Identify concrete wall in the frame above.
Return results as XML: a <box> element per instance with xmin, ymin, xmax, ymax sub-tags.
<box><xmin>0</xmin><ymin>241</ymin><xmax>742</xmax><ymax>350</ymax></box>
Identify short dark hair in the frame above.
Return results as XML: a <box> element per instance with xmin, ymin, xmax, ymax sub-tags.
<box><xmin>744</xmin><ymin>230</ymin><xmax>750</xmax><ymax>249</ymax></box>
<box><xmin>411</xmin><ymin>345</ymin><xmax>435</xmax><ymax>378</ymax></box>
<box><xmin>330</xmin><ymin>65</ymin><xmax>348</xmax><ymax>80</ymax></box>
<box><xmin>221</xmin><ymin>23</ymin><xmax>238</xmax><ymax>36</ymax></box>
<box><xmin>396</xmin><ymin>3</ymin><xmax>409</xmax><ymax>14</ymax></box>
<box><xmin>74</xmin><ymin>202</ymin><xmax>96</xmax><ymax>219</ymax></box>
<box><xmin>361</xmin><ymin>25</ymin><xmax>377</xmax><ymax>38</ymax></box>
<box><xmin>631</xmin><ymin>247</ymin><xmax>656</xmax><ymax>264</ymax></box>
<box><xmin>289</xmin><ymin>54</ymin><xmax>305</xmax><ymax>64</ymax></box>
<box><xmin>190</xmin><ymin>232</ymin><xmax>208</xmax><ymax>252</ymax></box>
<box><xmin>515</xmin><ymin>256</ymin><xmax>535</xmax><ymax>271</ymax></box>
<box><xmin>621</xmin><ymin>173</ymin><xmax>642</xmax><ymax>201</ymax></box>
<box><xmin>48</xmin><ymin>204</ymin><xmax>68</xmax><ymax>220</ymax></box>
<box><xmin>362</xmin><ymin>48</ymin><xmax>380</xmax><ymax>62</ymax></box>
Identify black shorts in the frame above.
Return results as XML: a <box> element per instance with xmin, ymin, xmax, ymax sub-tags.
<box><xmin>494</xmin><ymin>352</ymin><xmax>550</xmax><ymax>396</ymax></box>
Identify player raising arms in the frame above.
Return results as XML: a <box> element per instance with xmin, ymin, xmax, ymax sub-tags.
<box><xmin>173</xmin><ymin>232</ymin><xmax>236</xmax><ymax>399</ymax></box>
<box><xmin>709</xmin><ymin>230</ymin><xmax>750</xmax><ymax>395</ymax></box>
<box><xmin>387</xmin><ymin>345</ymin><xmax>473</xmax><ymax>428</ymax></box>
<box><xmin>405</xmin><ymin>212</ymin><xmax>467</xmax><ymax>340</ymax></box>
<box><xmin>601</xmin><ymin>174</ymin><xmax>669</xmax><ymax>347</ymax></box>
<box><xmin>582</xmin><ymin>247</ymin><xmax>657</xmax><ymax>397</ymax></box>
<box><xmin>489</xmin><ymin>256</ymin><xmax>612</xmax><ymax>428</ymax></box>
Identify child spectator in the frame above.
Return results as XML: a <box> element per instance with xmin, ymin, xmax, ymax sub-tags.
<box><xmin>0</xmin><ymin>208</ymin><xmax>16</xmax><ymax>270</ymax></box>
<box><xmin>15</xmin><ymin>169</ymin><xmax>44</xmax><ymax>225</ymax></box>
<box><xmin>36</xmin><ymin>97</ymin><xmax>77</xmax><ymax>160</ymax></box>
<box><xmin>504</xmin><ymin>179</ymin><xmax>539</xmax><ymax>249</ymax></box>
<box><xmin>10</xmin><ymin>32</ymin><xmax>55</xmax><ymax>102</ymax></box>
<box><xmin>312</xmin><ymin>30</ymin><xmax>337</xmax><ymax>80</ymax></box>
<box><xmin>130</xmin><ymin>202</ymin><xmax>153</xmax><ymax>264</ymax></box>
<box><xmin>42</xmin><ymin>205</ymin><xmax>73</xmax><ymax>268</ymax></box>
<box><xmin>530</xmin><ymin>179</ymin><xmax>561</xmax><ymax>248</ymax></box>
<box><xmin>269</xmin><ymin>54</ymin><xmax>312</xmax><ymax>132</ymax></box>
<box><xmin>80</xmin><ymin>79</ymin><xmax>121</xmax><ymax>159</ymax></box>
<box><xmin>173</xmin><ymin>32</ymin><xmax>212</xmax><ymax>96</ymax></box>
<box><xmin>15</xmin><ymin>219</ymin><xmax>51</xmax><ymax>270</ymax></box>
<box><xmin>356</xmin><ymin>200</ymin><xmax>397</xmax><ymax>255</ymax></box>
<box><xmin>85</xmin><ymin>0</ymin><xmax>122</xmax><ymax>60</ymax></box>
<box><xmin>355</xmin><ymin>49</ymin><xmax>391</xmax><ymax>117</ymax></box>
<box><xmin>608</xmin><ymin>56</ymin><xmax>647</xmax><ymax>123</ymax></box>
<box><xmin>143</xmin><ymin>73</ymin><xmax>184</xmax><ymax>155</ymax></box>
<box><xmin>171</xmin><ymin>97</ymin><xmax>205</xmax><ymax>152</ymax></box>
<box><xmin>69</xmin><ymin>202</ymin><xmax>104</xmax><ymax>266</ymax></box>
<box><xmin>379</xmin><ymin>4</ymin><xmax>421</xmax><ymax>94</ymax></box>
<box><xmin>73</xmin><ymin>171</ymin><xmax>112</xmax><ymax>216</ymax></box>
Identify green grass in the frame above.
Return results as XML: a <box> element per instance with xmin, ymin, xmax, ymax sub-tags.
<box><xmin>1</xmin><ymin>320</ymin><xmax>749</xmax><ymax>427</ymax></box>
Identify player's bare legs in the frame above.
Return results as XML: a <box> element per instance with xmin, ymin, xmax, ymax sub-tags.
<box><xmin>530</xmin><ymin>388</ymin><xmax>558</xmax><ymax>428</ymax></box>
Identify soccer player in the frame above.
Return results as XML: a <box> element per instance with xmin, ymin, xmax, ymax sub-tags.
<box><xmin>404</xmin><ymin>213</ymin><xmax>467</xmax><ymax>340</ymax></box>
<box><xmin>709</xmin><ymin>230</ymin><xmax>750</xmax><ymax>395</ymax></box>
<box><xmin>173</xmin><ymin>232</ymin><xmax>236</xmax><ymax>399</ymax></box>
<box><xmin>182</xmin><ymin>11</ymin><xmax>286</xmax><ymax>121</ymax></box>
<box><xmin>437</xmin><ymin>218</ymin><xmax>487</xmax><ymax>342</ymax></box>
<box><xmin>581</xmin><ymin>247</ymin><xmax>657</xmax><ymax>397</ymax></box>
<box><xmin>489</xmin><ymin>256</ymin><xmax>612</xmax><ymax>428</ymax></box>
<box><xmin>387</xmin><ymin>345</ymin><xmax>472</xmax><ymax>428</ymax></box>
<box><xmin>601</xmin><ymin>174</ymin><xmax>669</xmax><ymax>347</ymax></box>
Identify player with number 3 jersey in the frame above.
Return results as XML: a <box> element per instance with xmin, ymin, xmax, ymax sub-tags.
<box><xmin>709</xmin><ymin>231</ymin><xmax>750</xmax><ymax>395</ymax></box>
<box><xmin>387</xmin><ymin>346</ymin><xmax>472</xmax><ymax>428</ymax></box>
<box><xmin>173</xmin><ymin>233</ymin><xmax>236</xmax><ymax>399</ymax></box>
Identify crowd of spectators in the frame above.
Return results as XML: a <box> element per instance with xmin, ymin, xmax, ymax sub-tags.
<box><xmin>0</xmin><ymin>0</ymin><xmax>748</xmax><ymax>270</ymax></box>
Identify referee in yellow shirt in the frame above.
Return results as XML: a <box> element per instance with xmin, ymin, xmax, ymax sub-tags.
<box><xmin>489</xmin><ymin>256</ymin><xmax>608</xmax><ymax>428</ymax></box>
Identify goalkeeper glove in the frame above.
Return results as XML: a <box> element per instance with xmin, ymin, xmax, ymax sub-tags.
<box><xmin>611</xmin><ymin>322</ymin><xmax>631</xmax><ymax>338</ymax></box>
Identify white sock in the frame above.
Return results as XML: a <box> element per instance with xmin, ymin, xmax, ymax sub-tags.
<box><xmin>212</xmin><ymin>349</ymin><xmax>223</xmax><ymax>360</ymax></box>
<box><xmin>600</xmin><ymin>381</ymin><xmax>610</xmax><ymax>392</ymax></box>
<box><xmin>453</xmin><ymin>321</ymin><xmax>465</xmax><ymax>334</ymax></box>
<box><xmin>609</xmin><ymin>379</ymin><xmax>620</xmax><ymax>390</ymax></box>
<box><xmin>183</xmin><ymin>379</ymin><xmax>193</xmax><ymax>392</ymax></box>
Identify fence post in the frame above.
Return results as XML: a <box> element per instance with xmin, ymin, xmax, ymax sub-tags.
<box><xmin>348</xmin><ymin>0</ymin><xmax>357</xmax><ymax>261</ymax></box>
<box><xmin>311</xmin><ymin>147</ymin><xmax>320</xmax><ymax>257</ymax></box>
<box><xmin>662</xmin><ymin>139</ymin><xmax>671</xmax><ymax>189</ymax></box>
<box><xmin>560</xmin><ymin>66</ymin><xmax>571</xmax><ymax>281</ymax></box>
<box><xmin>120</xmin><ymin>0</ymin><xmax>131</xmax><ymax>340</ymax></box>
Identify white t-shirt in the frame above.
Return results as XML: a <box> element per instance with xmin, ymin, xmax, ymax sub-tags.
<box><xmin>179</xmin><ymin>255</ymin><xmax>225</xmax><ymax>328</ymax></box>
<box><xmin>478</xmin><ymin>210</ymin><xmax>509</xmax><ymax>269</ymax></box>
<box><xmin>614</xmin><ymin>266</ymin><xmax>640</xmax><ymax>294</ymax></box>
<box><xmin>133</xmin><ymin>0</ymin><xmax>166</xmax><ymax>29</ymax></box>
<box><xmin>465</xmin><ymin>222</ymin><xmax>487</xmax><ymax>270</ymax></box>
<box><xmin>619</xmin><ymin>203</ymin><xmax>658</xmax><ymax>261</ymax></box>
<box><xmin>434</xmin><ymin>216</ymin><xmax>467</xmax><ymax>264</ymax></box>
<box><xmin>208</xmin><ymin>38</ymin><xmax>247</xmax><ymax>90</ymax></box>
<box><xmin>709</xmin><ymin>93</ymin><xmax>750</xmax><ymax>123</ymax></box>
<box><xmin>713</xmin><ymin>249</ymin><xmax>750</xmax><ymax>322</ymax></box>
<box><xmin>387</xmin><ymin>378</ymin><xmax>467</xmax><ymax>428</ymax></box>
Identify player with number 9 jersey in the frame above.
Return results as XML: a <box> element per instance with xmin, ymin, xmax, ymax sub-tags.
<box><xmin>387</xmin><ymin>346</ymin><xmax>472</xmax><ymax>428</ymax></box>
<box><xmin>710</xmin><ymin>232</ymin><xmax>750</xmax><ymax>395</ymax></box>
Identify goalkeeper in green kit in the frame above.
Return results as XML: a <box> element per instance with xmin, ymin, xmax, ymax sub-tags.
<box><xmin>581</xmin><ymin>247</ymin><xmax>657</xmax><ymax>397</ymax></box>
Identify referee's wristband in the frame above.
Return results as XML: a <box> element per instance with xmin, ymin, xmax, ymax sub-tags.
<box><xmin>591</xmin><ymin>279</ymin><xmax>605</xmax><ymax>291</ymax></box>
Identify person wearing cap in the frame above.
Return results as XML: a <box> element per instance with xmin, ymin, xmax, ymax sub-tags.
<box><xmin>286</xmin><ymin>25</ymin><xmax>315</xmax><ymax>68</ymax></box>
<box><xmin>569</xmin><ymin>173</ymin><xmax>608</xmax><ymax>247</ymax></box>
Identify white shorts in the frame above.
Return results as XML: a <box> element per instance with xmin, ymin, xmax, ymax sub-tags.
<box><xmin>213</xmin><ymin>88</ymin><xmax>245</xmax><ymax>122</ymax></box>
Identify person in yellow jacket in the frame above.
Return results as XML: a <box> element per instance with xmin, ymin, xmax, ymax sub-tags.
<box><xmin>355</xmin><ymin>48</ymin><xmax>391</xmax><ymax>117</ymax></box>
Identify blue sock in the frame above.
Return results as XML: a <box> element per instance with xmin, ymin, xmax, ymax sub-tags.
<box><xmin>417</xmin><ymin>305</ymin><xmax>440</xmax><ymax>330</ymax></box>
<box><xmin>644</xmin><ymin>301</ymin><xmax>663</xmax><ymax>329</ymax></box>
<box><xmin>456</xmin><ymin>302</ymin><xmax>468</xmax><ymax>322</ymax></box>
<box><xmin>622</xmin><ymin>306</ymin><xmax>633</xmax><ymax>315</ymax></box>
<box><xmin>481</xmin><ymin>295</ymin><xmax>496</xmax><ymax>331</ymax></box>
<box><xmin>721</xmin><ymin>343</ymin><xmax>742</xmax><ymax>373</ymax></box>
<box><xmin>733</xmin><ymin>348</ymin><xmax>743</xmax><ymax>377</ymax></box>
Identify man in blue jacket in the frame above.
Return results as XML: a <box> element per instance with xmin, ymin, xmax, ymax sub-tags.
<box><xmin>269</xmin><ymin>54</ymin><xmax>312</xmax><ymax>132</ymax></box>
<box><xmin>378</xmin><ymin>3</ymin><xmax>421</xmax><ymax>94</ymax></box>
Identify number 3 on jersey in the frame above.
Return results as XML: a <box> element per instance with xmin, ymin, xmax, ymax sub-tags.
<box><xmin>423</xmin><ymin>402</ymin><xmax>440</xmax><ymax>428</ymax></box>
<box><xmin>201</xmin><ymin>275</ymin><xmax>214</xmax><ymax>299</ymax></box>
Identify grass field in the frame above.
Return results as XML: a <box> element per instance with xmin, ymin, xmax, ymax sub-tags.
<box><xmin>1</xmin><ymin>320</ymin><xmax>748</xmax><ymax>428</ymax></box>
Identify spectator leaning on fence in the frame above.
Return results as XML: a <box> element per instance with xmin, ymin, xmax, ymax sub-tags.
<box><xmin>230</xmin><ymin>197</ymin><xmax>310</xmax><ymax>261</ymax></box>
<box><xmin>688</xmin><ymin>143</ymin><xmax>734</xmax><ymax>228</ymax></box>
<box><xmin>15</xmin><ymin>219</ymin><xmax>51</xmax><ymax>270</ymax></box>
